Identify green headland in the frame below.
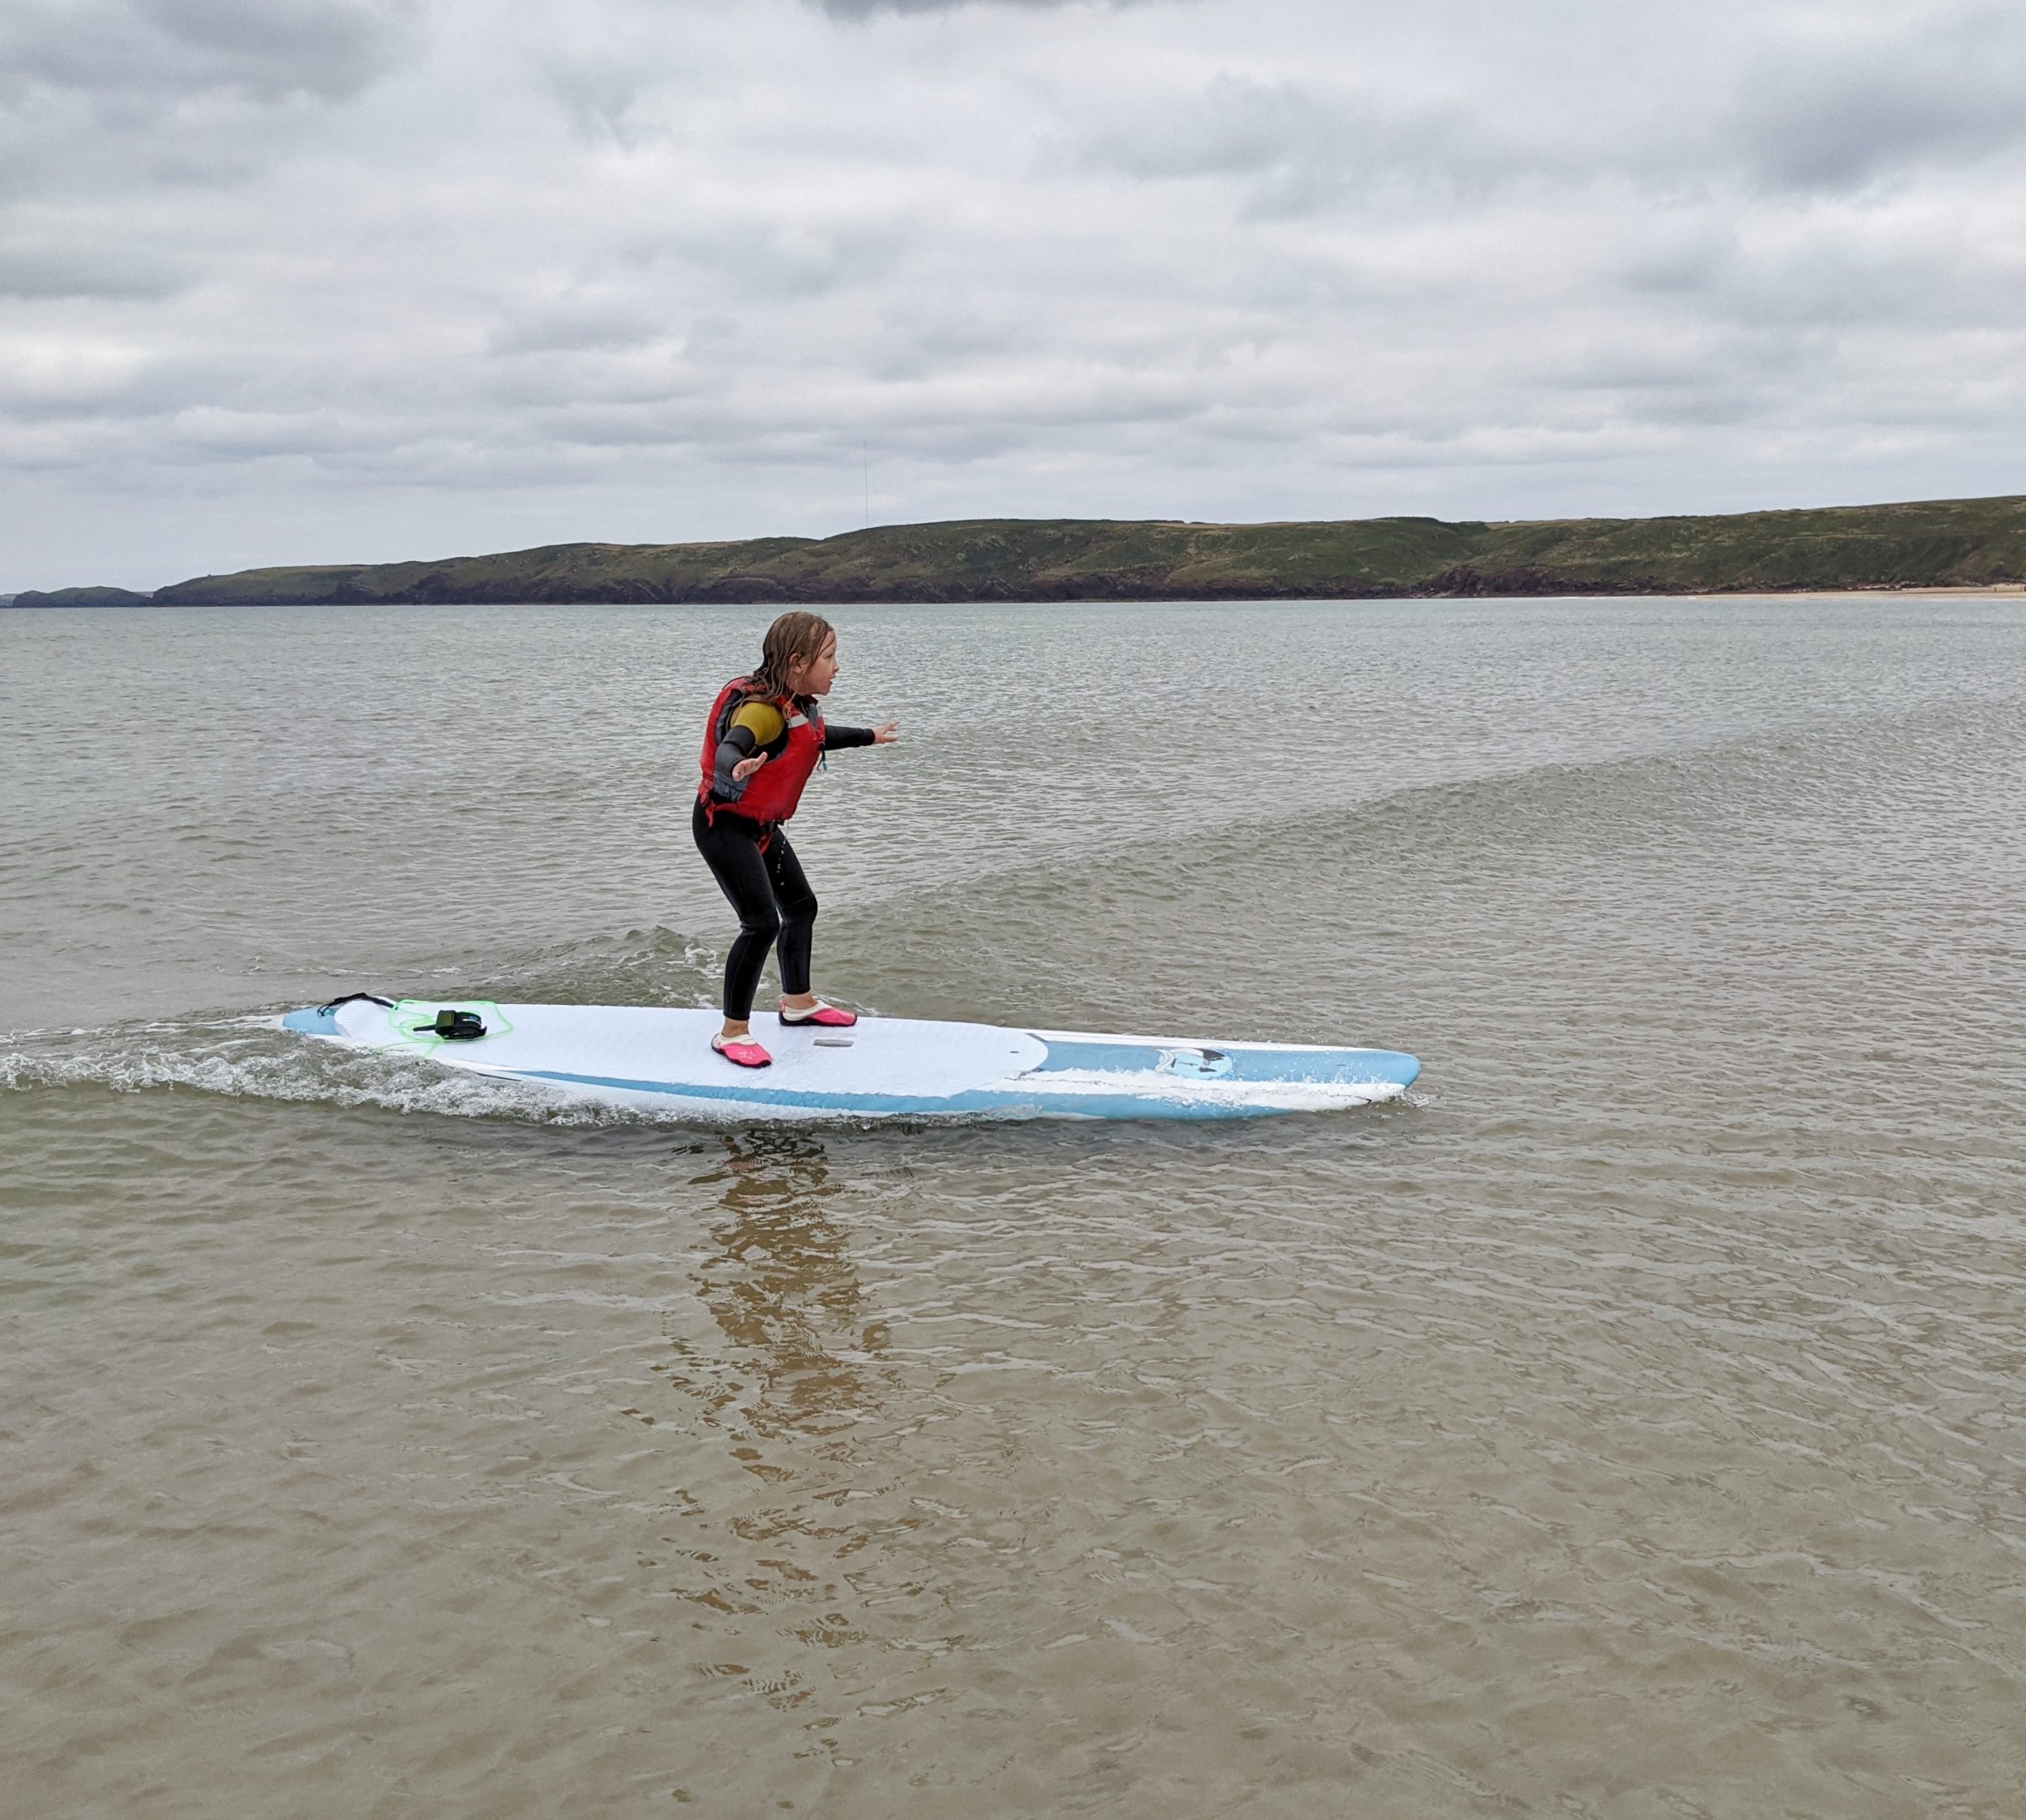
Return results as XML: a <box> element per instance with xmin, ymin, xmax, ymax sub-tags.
<box><xmin>14</xmin><ymin>493</ymin><xmax>2026</xmax><ymax>607</ymax></box>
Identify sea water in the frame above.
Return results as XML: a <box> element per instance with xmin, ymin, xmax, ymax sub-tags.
<box><xmin>2</xmin><ymin>597</ymin><xmax>2023</xmax><ymax>1817</ymax></box>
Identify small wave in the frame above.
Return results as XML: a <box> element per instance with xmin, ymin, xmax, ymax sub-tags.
<box><xmin>0</xmin><ymin>1018</ymin><xmax>714</xmax><ymax>1129</ymax></box>
<box><xmin>0</xmin><ymin>919</ymin><xmax>870</xmax><ymax>1130</ymax></box>
<box><xmin>0</xmin><ymin>919</ymin><xmax>761</xmax><ymax>1128</ymax></box>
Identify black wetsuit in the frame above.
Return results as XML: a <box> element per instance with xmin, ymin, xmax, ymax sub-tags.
<box><xmin>693</xmin><ymin>708</ymin><xmax>875</xmax><ymax>1022</ymax></box>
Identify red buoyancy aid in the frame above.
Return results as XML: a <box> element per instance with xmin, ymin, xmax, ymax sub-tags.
<box><xmin>696</xmin><ymin>675</ymin><xmax>826</xmax><ymax>825</ymax></box>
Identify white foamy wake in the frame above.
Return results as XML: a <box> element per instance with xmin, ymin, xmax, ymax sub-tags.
<box><xmin>0</xmin><ymin>1016</ymin><xmax>718</xmax><ymax>1128</ymax></box>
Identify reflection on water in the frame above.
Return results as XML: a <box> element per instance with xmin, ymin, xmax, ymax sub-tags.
<box><xmin>667</xmin><ymin>1131</ymin><xmax>889</xmax><ymax>1447</ymax></box>
<box><xmin>631</xmin><ymin>1132</ymin><xmax>912</xmax><ymax>1765</ymax></box>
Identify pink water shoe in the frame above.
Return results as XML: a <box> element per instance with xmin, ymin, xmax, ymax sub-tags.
<box><xmin>711</xmin><ymin>1033</ymin><xmax>772</xmax><ymax>1068</ymax></box>
<box><xmin>778</xmin><ymin>1000</ymin><xmax>858</xmax><ymax>1029</ymax></box>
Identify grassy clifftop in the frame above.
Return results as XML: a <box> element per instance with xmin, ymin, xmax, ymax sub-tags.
<box><xmin>19</xmin><ymin>494</ymin><xmax>2026</xmax><ymax>606</ymax></box>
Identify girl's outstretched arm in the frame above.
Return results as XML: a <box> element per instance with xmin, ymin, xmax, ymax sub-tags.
<box><xmin>825</xmin><ymin>719</ymin><xmax>900</xmax><ymax>749</ymax></box>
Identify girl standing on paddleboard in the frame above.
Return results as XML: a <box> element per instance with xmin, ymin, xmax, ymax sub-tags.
<box><xmin>694</xmin><ymin>611</ymin><xmax>898</xmax><ymax>1067</ymax></box>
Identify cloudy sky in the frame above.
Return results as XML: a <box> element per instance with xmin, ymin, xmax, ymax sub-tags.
<box><xmin>3</xmin><ymin>0</ymin><xmax>2024</xmax><ymax>589</ymax></box>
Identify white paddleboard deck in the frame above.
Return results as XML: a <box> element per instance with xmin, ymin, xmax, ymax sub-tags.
<box><xmin>281</xmin><ymin>997</ymin><xmax>1419</xmax><ymax>1122</ymax></box>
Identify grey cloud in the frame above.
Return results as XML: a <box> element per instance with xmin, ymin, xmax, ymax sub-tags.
<box><xmin>0</xmin><ymin>0</ymin><xmax>410</xmax><ymax>105</ymax></box>
<box><xmin>486</xmin><ymin>296</ymin><xmax>675</xmax><ymax>358</ymax></box>
<box><xmin>812</xmin><ymin>0</ymin><xmax>1100</xmax><ymax>16</ymax></box>
<box><xmin>1730</xmin><ymin>11</ymin><xmax>2026</xmax><ymax>191</ymax></box>
<box><xmin>0</xmin><ymin>353</ymin><xmax>204</xmax><ymax>426</ymax></box>
<box><xmin>1544</xmin><ymin>337</ymin><xmax>1800</xmax><ymax>430</ymax></box>
<box><xmin>548</xmin><ymin>62</ymin><xmax>659</xmax><ymax>152</ymax></box>
<box><xmin>136</xmin><ymin>0</ymin><xmax>408</xmax><ymax>100</ymax></box>
<box><xmin>611</xmin><ymin>218</ymin><xmax>917</xmax><ymax>311</ymax></box>
<box><xmin>0</xmin><ymin>241</ymin><xmax>191</xmax><ymax>301</ymax></box>
<box><xmin>1087</xmin><ymin>14</ymin><xmax>2026</xmax><ymax>216</ymax></box>
<box><xmin>487</xmin><ymin>358</ymin><xmax>708</xmax><ymax>412</ymax></box>
<box><xmin>0</xmin><ymin>0</ymin><xmax>413</xmax><ymax>214</ymax></box>
<box><xmin>525</xmin><ymin>403</ymin><xmax>727</xmax><ymax>451</ymax></box>
<box><xmin>1078</xmin><ymin>75</ymin><xmax>1544</xmax><ymax>218</ymax></box>
<box><xmin>1615</xmin><ymin>229</ymin><xmax>1738</xmax><ymax>299</ymax></box>
<box><xmin>864</xmin><ymin>294</ymin><xmax>1038</xmax><ymax>382</ymax></box>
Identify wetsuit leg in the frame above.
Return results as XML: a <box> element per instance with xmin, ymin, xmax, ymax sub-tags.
<box><xmin>763</xmin><ymin>828</ymin><xmax>818</xmax><ymax>999</ymax></box>
<box><xmin>692</xmin><ymin>801</ymin><xmax>780</xmax><ymax>1022</ymax></box>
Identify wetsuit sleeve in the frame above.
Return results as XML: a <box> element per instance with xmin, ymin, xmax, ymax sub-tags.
<box><xmin>823</xmin><ymin>725</ymin><xmax>876</xmax><ymax>749</ymax></box>
<box><xmin>711</xmin><ymin>726</ymin><xmax>757</xmax><ymax>799</ymax></box>
<box><xmin>710</xmin><ymin>700</ymin><xmax>788</xmax><ymax>800</ymax></box>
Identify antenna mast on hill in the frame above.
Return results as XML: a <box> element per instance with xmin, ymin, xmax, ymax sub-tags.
<box><xmin>862</xmin><ymin>438</ymin><xmax>870</xmax><ymax>532</ymax></box>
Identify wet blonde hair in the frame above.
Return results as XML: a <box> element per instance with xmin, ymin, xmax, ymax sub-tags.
<box><xmin>750</xmin><ymin>611</ymin><xmax>836</xmax><ymax>701</ymax></box>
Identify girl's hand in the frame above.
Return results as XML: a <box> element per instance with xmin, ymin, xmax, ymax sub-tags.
<box><xmin>871</xmin><ymin>720</ymin><xmax>900</xmax><ymax>745</ymax></box>
<box><xmin>732</xmin><ymin>752</ymin><xmax>769</xmax><ymax>783</ymax></box>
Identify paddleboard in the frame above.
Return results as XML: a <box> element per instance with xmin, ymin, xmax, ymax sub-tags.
<box><xmin>280</xmin><ymin>996</ymin><xmax>1419</xmax><ymax>1122</ymax></box>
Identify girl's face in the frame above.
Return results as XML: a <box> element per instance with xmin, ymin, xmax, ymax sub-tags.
<box><xmin>789</xmin><ymin>636</ymin><xmax>839</xmax><ymax>696</ymax></box>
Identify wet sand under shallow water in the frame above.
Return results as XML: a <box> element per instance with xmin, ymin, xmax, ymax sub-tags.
<box><xmin>2</xmin><ymin>596</ymin><xmax>2024</xmax><ymax>1817</ymax></box>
